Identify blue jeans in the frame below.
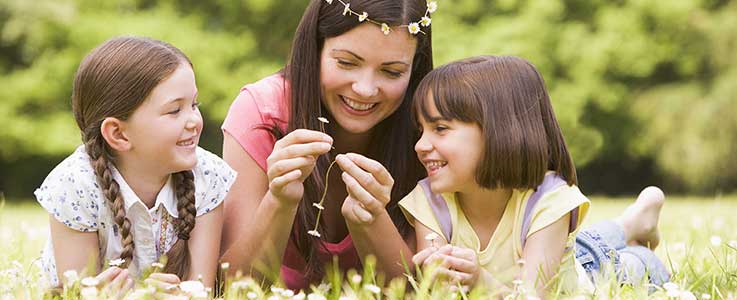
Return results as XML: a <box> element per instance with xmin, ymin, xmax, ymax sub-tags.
<box><xmin>575</xmin><ymin>221</ymin><xmax>670</xmax><ymax>286</ymax></box>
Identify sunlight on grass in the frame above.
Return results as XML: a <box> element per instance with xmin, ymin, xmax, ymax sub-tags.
<box><xmin>1</xmin><ymin>196</ymin><xmax>736</xmax><ymax>299</ymax></box>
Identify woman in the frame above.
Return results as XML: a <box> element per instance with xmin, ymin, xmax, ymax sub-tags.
<box><xmin>220</xmin><ymin>0</ymin><xmax>435</xmax><ymax>290</ymax></box>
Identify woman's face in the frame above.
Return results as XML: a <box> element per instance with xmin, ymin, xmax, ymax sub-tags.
<box><xmin>320</xmin><ymin>23</ymin><xmax>417</xmax><ymax>134</ymax></box>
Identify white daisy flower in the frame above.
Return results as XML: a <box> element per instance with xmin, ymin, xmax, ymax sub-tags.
<box><xmin>325</xmin><ymin>0</ymin><xmax>333</xmax><ymax>4</ymax></box>
<box><xmin>420</xmin><ymin>16</ymin><xmax>432</xmax><ymax>27</ymax></box>
<box><xmin>364</xmin><ymin>284</ymin><xmax>381</xmax><ymax>294</ymax></box>
<box><xmin>427</xmin><ymin>1</ymin><xmax>438</xmax><ymax>13</ymax></box>
<box><xmin>308</xmin><ymin>294</ymin><xmax>327</xmax><ymax>300</ymax></box>
<box><xmin>313</xmin><ymin>203</ymin><xmax>325</xmax><ymax>210</ymax></box>
<box><xmin>680</xmin><ymin>291</ymin><xmax>696</xmax><ymax>300</ymax></box>
<box><xmin>318</xmin><ymin>117</ymin><xmax>330</xmax><ymax>124</ymax></box>
<box><xmin>293</xmin><ymin>292</ymin><xmax>306</xmax><ymax>300</ymax></box>
<box><xmin>308</xmin><ymin>230</ymin><xmax>321</xmax><ymax>237</ymax></box>
<box><xmin>381</xmin><ymin>23</ymin><xmax>392</xmax><ymax>35</ymax></box>
<box><xmin>108</xmin><ymin>258</ymin><xmax>125</xmax><ymax>267</ymax></box>
<box><xmin>343</xmin><ymin>3</ymin><xmax>351</xmax><ymax>16</ymax></box>
<box><xmin>180</xmin><ymin>280</ymin><xmax>206</xmax><ymax>294</ymax></box>
<box><xmin>62</xmin><ymin>269</ymin><xmax>79</xmax><ymax>285</ymax></box>
<box><xmin>351</xmin><ymin>274</ymin><xmax>362</xmax><ymax>284</ymax></box>
<box><xmin>663</xmin><ymin>282</ymin><xmax>679</xmax><ymax>291</ymax></box>
<box><xmin>424</xmin><ymin>232</ymin><xmax>439</xmax><ymax>242</ymax></box>
<box><xmin>358</xmin><ymin>12</ymin><xmax>368</xmax><ymax>22</ymax></box>
<box><xmin>711</xmin><ymin>235</ymin><xmax>722</xmax><ymax>247</ymax></box>
<box><xmin>407</xmin><ymin>22</ymin><xmax>421</xmax><ymax>35</ymax></box>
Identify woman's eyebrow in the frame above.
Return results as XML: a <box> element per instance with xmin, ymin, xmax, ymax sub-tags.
<box><xmin>332</xmin><ymin>49</ymin><xmax>410</xmax><ymax>66</ymax></box>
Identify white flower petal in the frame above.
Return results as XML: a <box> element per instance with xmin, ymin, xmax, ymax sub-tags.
<box><xmin>424</xmin><ymin>232</ymin><xmax>439</xmax><ymax>241</ymax></box>
<box><xmin>180</xmin><ymin>280</ymin><xmax>206</xmax><ymax>294</ymax></box>
<box><xmin>711</xmin><ymin>235</ymin><xmax>722</xmax><ymax>247</ymax></box>
<box><xmin>313</xmin><ymin>203</ymin><xmax>325</xmax><ymax>210</ymax></box>
<box><xmin>381</xmin><ymin>23</ymin><xmax>391</xmax><ymax>35</ymax></box>
<box><xmin>318</xmin><ymin>117</ymin><xmax>330</xmax><ymax>124</ymax></box>
<box><xmin>308</xmin><ymin>230</ymin><xmax>321</xmax><ymax>237</ymax></box>
<box><xmin>427</xmin><ymin>1</ymin><xmax>438</xmax><ymax>13</ymax></box>
<box><xmin>343</xmin><ymin>3</ymin><xmax>351</xmax><ymax>16</ymax></box>
<box><xmin>108</xmin><ymin>258</ymin><xmax>125</xmax><ymax>267</ymax></box>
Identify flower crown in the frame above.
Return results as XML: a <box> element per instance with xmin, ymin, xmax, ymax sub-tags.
<box><xmin>324</xmin><ymin>0</ymin><xmax>438</xmax><ymax>35</ymax></box>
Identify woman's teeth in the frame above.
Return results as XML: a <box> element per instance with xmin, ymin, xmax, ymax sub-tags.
<box><xmin>342</xmin><ymin>97</ymin><xmax>377</xmax><ymax>111</ymax></box>
<box><xmin>177</xmin><ymin>140</ymin><xmax>194</xmax><ymax>146</ymax></box>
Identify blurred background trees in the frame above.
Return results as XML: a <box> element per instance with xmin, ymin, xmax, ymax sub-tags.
<box><xmin>1</xmin><ymin>0</ymin><xmax>735</xmax><ymax>199</ymax></box>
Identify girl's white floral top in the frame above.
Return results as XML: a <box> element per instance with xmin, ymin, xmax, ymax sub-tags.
<box><xmin>35</xmin><ymin>145</ymin><xmax>236</xmax><ymax>287</ymax></box>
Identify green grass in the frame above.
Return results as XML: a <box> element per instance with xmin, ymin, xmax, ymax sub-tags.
<box><xmin>1</xmin><ymin>196</ymin><xmax>736</xmax><ymax>299</ymax></box>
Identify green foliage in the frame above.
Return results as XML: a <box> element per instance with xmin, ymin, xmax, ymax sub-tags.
<box><xmin>1</xmin><ymin>0</ymin><xmax>736</xmax><ymax>193</ymax></box>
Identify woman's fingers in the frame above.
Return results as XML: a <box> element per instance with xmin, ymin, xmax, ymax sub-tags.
<box><xmin>336</xmin><ymin>154</ymin><xmax>390</xmax><ymax>206</ymax></box>
<box><xmin>344</xmin><ymin>153</ymin><xmax>394</xmax><ymax>186</ymax></box>
<box><xmin>269</xmin><ymin>169</ymin><xmax>302</xmax><ymax>191</ymax></box>
<box><xmin>267</xmin><ymin>156</ymin><xmax>315</xmax><ymax>180</ymax></box>
<box><xmin>268</xmin><ymin>142</ymin><xmax>332</xmax><ymax>165</ymax></box>
<box><xmin>273</xmin><ymin>129</ymin><xmax>333</xmax><ymax>150</ymax></box>
<box><xmin>341</xmin><ymin>172</ymin><xmax>385</xmax><ymax>213</ymax></box>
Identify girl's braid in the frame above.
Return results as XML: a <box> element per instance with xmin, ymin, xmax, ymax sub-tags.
<box><xmin>162</xmin><ymin>170</ymin><xmax>196</xmax><ymax>279</ymax></box>
<box><xmin>85</xmin><ymin>136</ymin><xmax>134</xmax><ymax>267</ymax></box>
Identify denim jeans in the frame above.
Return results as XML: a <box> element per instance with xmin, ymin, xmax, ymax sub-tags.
<box><xmin>575</xmin><ymin>220</ymin><xmax>670</xmax><ymax>286</ymax></box>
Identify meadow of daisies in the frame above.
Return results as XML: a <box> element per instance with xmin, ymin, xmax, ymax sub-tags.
<box><xmin>1</xmin><ymin>195</ymin><xmax>736</xmax><ymax>300</ymax></box>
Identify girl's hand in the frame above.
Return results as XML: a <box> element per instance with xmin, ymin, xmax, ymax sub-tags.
<box><xmin>413</xmin><ymin>245</ymin><xmax>481</xmax><ymax>286</ymax></box>
<box><xmin>266</xmin><ymin>129</ymin><xmax>333</xmax><ymax>207</ymax></box>
<box><xmin>143</xmin><ymin>272</ymin><xmax>181</xmax><ymax>293</ymax></box>
<box><xmin>337</xmin><ymin>153</ymin><xmax>394</xmax><ymax>225</ymax></box>
<box><xmin>96</xmin><ymin>267</ymin><xmax>134</xmax><ymax>299</ymax></box>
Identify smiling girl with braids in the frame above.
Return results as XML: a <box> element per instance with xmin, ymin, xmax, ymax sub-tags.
<box><xmin>35</xmin><ymin>37</ymin><xmax>235</xmax><ymax>291</ymax></box>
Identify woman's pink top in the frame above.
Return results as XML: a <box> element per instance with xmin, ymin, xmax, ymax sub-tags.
<box><xmin>222</xmin><ymin>74</ymin><xmax>361</xmax><ymax>290</ymax></box>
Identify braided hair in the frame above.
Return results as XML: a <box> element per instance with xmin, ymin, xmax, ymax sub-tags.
<box><xmin>72</xmin><ymin>36</ymin><xmax>197</xmax><ymax>278</ymax></box>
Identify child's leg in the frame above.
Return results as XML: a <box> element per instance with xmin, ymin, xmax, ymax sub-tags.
<box><xmin>614</xmin><ymin>186</ymin><xmax>665</xmax><ymax>249</ymax></box>
<box><xmin>619</xmin><ymin>245</ymin><xmax>670</xmax><ymax>286</ymax></box>
<box><xmin>575</xmin><ymin>187</ymin><xmax>669</xmax><ymax>286</ymax></box>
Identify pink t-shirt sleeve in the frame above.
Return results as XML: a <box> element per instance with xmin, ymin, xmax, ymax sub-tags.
<box><xmin>222</xmin><ymin>74</ymin><xmax>289</xmax><ymax>171</ymax></box>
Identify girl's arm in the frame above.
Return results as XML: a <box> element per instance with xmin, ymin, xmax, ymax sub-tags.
<box><xmin>520</xmin><ymin>212</ymin><xmax>570</xmax><ymax>297</ymax></box>
<box><xmin>49</xmin><ymin>216</ymin><xmax>133</xmax><ymax>293</ymax></box>
<box><xmin>337</xmin><ymin>153</ymin><xmax>415</xmax><ymax>278</ymax></box>
<box><xmin>220</xmin><ymin>131</ymin><xmax>331</xmax><ymax>276</ymax></box>
<box><xmin>187</xmin><ymin>203</ymin><xmax>224</xmax><ymax>287</ymax></box>
<box><xmin>49</xmin><ymin>216</ymin><xmax>101</xmax><ymax>279</ymax></box>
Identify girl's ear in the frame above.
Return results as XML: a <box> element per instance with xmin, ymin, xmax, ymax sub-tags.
<box><xmin>100</xmin><ymin>117</ymin><xmax>131</xmax><ymax>152</ymax></box>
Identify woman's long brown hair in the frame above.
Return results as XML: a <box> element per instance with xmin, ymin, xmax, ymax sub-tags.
<box><xmin>275</xmin><ymin>0</ymin><xmax>434</xmax><ymax>280</ymax></box>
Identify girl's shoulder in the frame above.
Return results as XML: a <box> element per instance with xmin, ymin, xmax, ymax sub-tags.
<box><xmin>34</xmin><ymin>145</ymin><xmax>103</xmax><ymax>232</ymax></box>
<box><xmin>190</xmin><ymin>147</ymin><xmax>237</xmax><ymax>216</ymax></box>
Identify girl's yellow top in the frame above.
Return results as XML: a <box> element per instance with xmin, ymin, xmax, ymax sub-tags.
<box><xmin>399</xmin><ymin>179</ymin><xmax>593</xmax><ymax>293</ymax></box>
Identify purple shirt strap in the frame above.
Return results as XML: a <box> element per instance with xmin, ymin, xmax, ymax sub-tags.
<box><xmin>418</xmin><ymin>178</ymin><xmax>453</xmax><ymax>241</ymax></box>
<box><xmin>520</xmin><ymin>173</ymin><xmax>578</xmax><ymax>247</ymax></box>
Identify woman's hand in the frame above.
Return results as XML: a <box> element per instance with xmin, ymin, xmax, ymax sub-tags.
<box><xmin>337</xmin><ymin>153</ymin><xmax>394</xmax><ymax>225</ymax></box>
<box><xmin>413</xmin><ymin>245</ymin><xmax>481</xmax><ymax>286</ymax></box>
<box><xmin>266</xmin><ymin>129</ymin><xmax>333</xmax><ymax>207</ymax></box>
<box><xmin>95</xmin><ymin>267</ymin><xmax>134</xmax><ymax>299</ymax></box>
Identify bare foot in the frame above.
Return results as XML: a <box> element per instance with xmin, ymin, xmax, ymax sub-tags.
<box><xmin>614</xmin><ymin>186</ymin><xmax>665</xmax><ymax>250</ymax></box>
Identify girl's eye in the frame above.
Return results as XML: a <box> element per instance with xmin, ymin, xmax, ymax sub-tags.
<box><xmin>167</xmin><ymin>108</ymin><xmax>181</xmax><ymax>115</ymax></box>
<box><xmin>434</xmin><ymin>125</ymin><xmax>448</xmax><ymax>133</ymax></box>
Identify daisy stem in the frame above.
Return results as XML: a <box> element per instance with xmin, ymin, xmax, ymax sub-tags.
<box><xmin>312</xmin><ymin>159</ymin><xmax>339</xmax><ymax>233</ymax></box>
